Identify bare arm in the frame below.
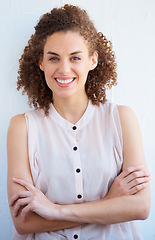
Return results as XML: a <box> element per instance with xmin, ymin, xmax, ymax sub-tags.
<box><xmin>8</xmin><ymin>107</ymin><xmax>150</xmax><ymax>230</ymax></box>
<box><xmin>57</xmin><ymin>106</ymin><xmax>150</xmax><ymax>224</ymax></box>
<box><xmin>7</xmin><ymin>115</ymin><xmax>82</xmax><ymax>234</ymax></box>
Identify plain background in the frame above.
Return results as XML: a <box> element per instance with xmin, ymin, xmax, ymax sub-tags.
<box><xmin>0</xmin><ymin>0</ymin><xmax>155</xmax><ymax>239</ymax></box>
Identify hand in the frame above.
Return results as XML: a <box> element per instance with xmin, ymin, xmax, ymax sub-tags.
<box><xmin>107</xmin><ymin>165</ymin><xmax>150</xmax><ymax>199</ymax></box>
<box><xmin>9</xmin><ymin>178</ymin><xmax>60</xmax><ymax>222</ymax></box>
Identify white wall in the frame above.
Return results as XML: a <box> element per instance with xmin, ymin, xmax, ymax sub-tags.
<box><xmin>0</xmin><ymin>0</ymin><xmax>155</xmax><ymax>239</ymax></box>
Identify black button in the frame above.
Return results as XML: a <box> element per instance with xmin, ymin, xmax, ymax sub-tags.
<box><xmin>74</xmin><ymin>234</ymin><xmax>78</xmax><ymax>239</ymax></box>
<box><xmin>72</xmin><ymin>126</ymin><xmax>77</xmax><ymax>130</ymax></box>
<box><xmin>77</xmin><ymin>194</ymin><xmax>82</xmax><ymax>199</ymax></box>
<box><xmin>73</xmin><ymin>146</ymin><xmax>77</xmax><ymax>151</ymax></box>
<box><xmin>76</xmin><ymin>168</ymin><xmax>81</xmax><ymax>173</ymax></box>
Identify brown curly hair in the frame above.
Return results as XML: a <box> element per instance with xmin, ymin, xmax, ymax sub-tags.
<box><xmin>17</xmin><ymin>4</ymin><xmax>117</xmax><ymax>115</ymax></box>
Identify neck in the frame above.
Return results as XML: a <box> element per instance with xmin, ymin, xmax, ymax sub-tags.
<box><xmin>53</xmin><ymin>94</ymin><xmax>89</xmax><ymax>124</ymax></box>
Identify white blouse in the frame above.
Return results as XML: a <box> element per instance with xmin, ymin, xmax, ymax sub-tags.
<box><xmin>12</xmin><ymin>101</ymin><xmax>143</xmax><ymax>240</ymax></box>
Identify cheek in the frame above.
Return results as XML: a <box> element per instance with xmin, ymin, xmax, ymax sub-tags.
<box><xmin>43</xmin><ymin>68</ymin><xmax>54</xmax><ymax>88</ymax></box>
<box><xmin>75</xmin><ymin>63</ymin><xmax>90</xmax><ymax>76</ymax></box>
<box><xmin>43</xmin><ymin>66</ymin><xmax>55</xmax><ymax>80</ymax></box>
<box><xmin>44</xmin><ymin>77</ymin><xmax>52</xmax><ymax>90</ymax></box>
<box><xmin>81</xmin><ymin>66</ymin><xmax>91</xmax><ymax>80</ymax></box>
<box><xmin>45</xmin><ymin>78</ymin><xmax>55</xmax><ymax>92</ymax></box>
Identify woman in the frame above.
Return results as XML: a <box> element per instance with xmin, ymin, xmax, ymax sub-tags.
<box><xmin>7</xmin><ymin>4</ymin><xmax>150</xmax><ymax>240</ymax></box>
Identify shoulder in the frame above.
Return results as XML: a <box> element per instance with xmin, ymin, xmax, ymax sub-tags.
<box><xmin>116</xmin><ymin>105</ymin><xmax>143</xmax><ymax>159</ymax></box>
<box><xmin>8</xmin><ymin>107</ymin><xmax>43</xmax><ymax>128</ymax></box>
<box><xmin>116</xmin><ymin>105</ymin><xmax>139</xmax><ymax>132</ymax></box>
<box><xmin>9</xmin><ymin>114</ymin><xmax>26</xmax><ymax>129</ymax></box>
<box><xmin>117</xmin><ymin>105</ymin><xmax>135</xmax><ymax>117</ymax></box>
<box><xmin>10</xmin><ymin>113</ymin><xmax>26</xmax><ymax>123</ymax></box>
<box><xmin>7</xmin><ymin>114</ymin><xmax>27</xmax><ymax>139</ymax></box>
<box><xmin>101</xmin><ymin>102</ymin><xmax>137</xmax><ymax>121</ymax></box>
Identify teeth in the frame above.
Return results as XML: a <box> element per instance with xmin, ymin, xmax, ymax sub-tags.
<box><xmin>55</xmin><ymin>78</ymin><xmax>74</xmax><ymax>84</ymax></box>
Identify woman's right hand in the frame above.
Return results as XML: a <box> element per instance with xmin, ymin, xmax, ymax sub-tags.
<box><xmin>106</xmin><ymin>165</ymin><xmax>150</xmax><ymax>199</ymax></box>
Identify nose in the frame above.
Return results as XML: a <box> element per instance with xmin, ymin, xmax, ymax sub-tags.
<box><xmin>58</xmin><ymin>60</ymin><xmax>71</xmax><ymax>75</ymax></box>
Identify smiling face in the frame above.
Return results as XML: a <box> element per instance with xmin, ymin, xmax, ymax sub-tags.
<box><xmin>39</xmin><ymin>31</ymin><xmax>98</xmax><ymax>102</ymax></box>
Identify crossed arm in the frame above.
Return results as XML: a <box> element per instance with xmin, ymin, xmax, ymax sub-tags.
<box><xmin>7</xmin><ymin>106</ymin><xmax>151</xmax><ymax>235</ymax></box>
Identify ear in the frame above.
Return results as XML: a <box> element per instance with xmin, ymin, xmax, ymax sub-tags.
<box><xmin>38</xmin><ymin>58</ymin><xmax>44</xmax><ymax>71</ymax></box>
<box><xmin>90</xmin><ymin>51</ymin><xmax>98</xmax><ymax>71</ymax></box>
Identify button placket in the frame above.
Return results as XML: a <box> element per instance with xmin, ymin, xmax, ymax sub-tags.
<box><xmin>71</xmin><ymin>226</ymin><xmax>81</xmax><ymax>240</ymax></box>
<box><xmin>72</xmin><ymin>125</ymin><xmax>77</xmax><ymax>131</ymax></box>
<box><xmin>70</xmin><ymin>126</ymin><xmax>83</xmax><ymax>203</ymax></box>
<box><xmin>73</xmin><ymin>234</ymin><xmax>78</xmax><ymax>239</ymax></box>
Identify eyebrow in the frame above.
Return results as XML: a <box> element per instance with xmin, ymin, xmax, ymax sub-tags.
<box><xmin>47</xmin><ymin>51</ymin><xmax>83</xmax><ymax>56</ymax></box>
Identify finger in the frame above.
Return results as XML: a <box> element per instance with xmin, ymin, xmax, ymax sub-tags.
<box><xmin>128</xmin><ymin>176</ymin><xmax>150</xmax><ymax>189</ymax></box>
<box><xmin>13</xmin><ymin>197</ymin><xmax>31</xmax><ymax>217</ymax></box>
<box><xmin>120</xmin><ymin>165</ymin><xmax>144</xmax><ymax>179</ymax></box>
<box><xmin>13</xmin><ymin>178</ymin><xmax>35</xmax><ymax>191</ymax></box>
<box><xmin>9</xmin><ymin>191</ymin><xmax>32</xmax><ymax>206</ymax></box>
<box><xmin>125</xmin><ymin>171</ymin><xmax>150</xmax><ymax>184</ymax></box>
<box><xmin>21</xmin><ymin>204</ymin><xmax>32</xmax><ymax>222</ymax></box>
<box><xmin>129</xmin><ymin>182</ymin><xmax>149</xmax><ymax>195</ymax></box>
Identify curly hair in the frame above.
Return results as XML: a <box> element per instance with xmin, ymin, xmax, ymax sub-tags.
<box><xmin>17</xmin><ymin>4</ymin><xmax>117</xmax><ymax>115</ymax></box>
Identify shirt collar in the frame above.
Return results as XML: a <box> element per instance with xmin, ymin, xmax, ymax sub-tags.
<box><xmin>49</xmin><ymin>100</ymin><xmax>95</xmax><ymax>130</ymax></box>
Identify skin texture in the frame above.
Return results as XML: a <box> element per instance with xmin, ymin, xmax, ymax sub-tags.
<box><xmin>39</xmin><ymin>31</ymin><xmax>98</xmax><ymax>124</ymax></box>
<box><xmin>7</xmin><ymin>31</ymin><xmax>150</xmax><ymax>235</ymax></box>
<box><xmin>10</xmin><ymin>165</ymin><xmax>150</xmax><ymax>223</ymax></box>
<box><xmin>17</xmin><ymin>5</ymin><xmax>117</xmax><ymax>115</ymax></box>
<box><xmin>39</xmin><ymin>31</ymin><xmax>98</xmax><ymax>103</ymax></box>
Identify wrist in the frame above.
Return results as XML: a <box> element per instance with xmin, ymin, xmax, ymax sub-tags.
<box><xmin>52</xmin><ymin>204</ymin><xmax>72</xmax><ymax>221</ymax></box>
<box><xmin>59</xmin><ymin>205</ymin><xmax>73</xmax><ymax>221</ymax></box>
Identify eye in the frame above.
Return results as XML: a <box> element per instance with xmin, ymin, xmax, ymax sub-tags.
<box><xmin>49</xmin><ymin>57</ymin><xmax>59</xmax><ymax>62</ymax></box>
<box><xmin>71</xmin><ymin>56</ymin><xmax>81</xmax><ymax>61</ymax></box>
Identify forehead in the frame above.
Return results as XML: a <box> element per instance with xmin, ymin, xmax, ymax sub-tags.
<box><xmin>44</xmin><ymin>31</ymin><xmax>89</xmax><ymax>53</ymax></box>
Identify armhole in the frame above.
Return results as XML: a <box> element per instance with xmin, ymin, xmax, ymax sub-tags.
<box><xmin>24</xmin><ymin>112</ymin><xmax>37</xmax><ymax>153</ymax></box>
<box><xmin>24</xmin><ymin>112</ymin><xmax>39</xmax><ymax>185</ymax></box>
<box><xmin>114</xmin><ymin>105</ymin><xmax>123</xmax><ymax>150</ymax></box>
<box><xmin>111</xmin><ymin>104</ymin><xmax>124</xmax><ymax>168</ymax></box>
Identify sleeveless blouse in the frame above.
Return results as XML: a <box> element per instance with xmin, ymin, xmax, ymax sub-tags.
<box><xmin>11</xmin><ymin>101</ymin><xmax>143</xmax><ymax>240</ymax></box>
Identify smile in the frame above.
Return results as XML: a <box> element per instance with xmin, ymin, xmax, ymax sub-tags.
<box><xmin>55</xmin><ymin>78</ymin><xmax>75</xmax><ymax>84</ymax></box>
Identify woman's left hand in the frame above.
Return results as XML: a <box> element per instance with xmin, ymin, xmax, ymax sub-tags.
<box><xmin>9</xmin><ymin>178</ymin><xmax>60</xmax><ymax>222</ymax></box>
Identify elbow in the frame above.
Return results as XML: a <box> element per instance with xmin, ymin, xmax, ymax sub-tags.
<box><xmin>13</xmin><ymin>218</ymin><xmax>30</xmax><ymax>235</ymax></box>
<box><xmin>16</xmin><ymin>227</ymin><xmax>26</xmax><ymax>235</ymax></box>
<box><xmin>138</xmin><ymin>203</ymin><xmax>150</xmax><ymax>220</ymax></box>
<box><xmin>14</xmin><ymin>223</ymin><xmax>28</xmax><ymax>235</ymax></box>
<box><xmin>136</xmin><ymin>198</ymin><xmax>150</xmax><ymax>221</ymax></box>
<box><xmin>132</xmin><ymin>187</ymin><xmax>151</xmax><ymax>221</ymax></box>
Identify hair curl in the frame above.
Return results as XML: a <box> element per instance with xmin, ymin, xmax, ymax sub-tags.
<box><xmin>17</xmin><ymin>4</ymin><xmax>117</xmax><ymax>115</ymax></box>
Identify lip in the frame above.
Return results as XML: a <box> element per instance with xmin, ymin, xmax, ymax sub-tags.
<box><xmin>55</xmin><ymin>77</ymin><xmax>76</xmax><ymax>80</ymax></box>
<box><xmin>54</xmin><ymin>77</ymin><xmax>76</xmax><ymax>87</ymax></box>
